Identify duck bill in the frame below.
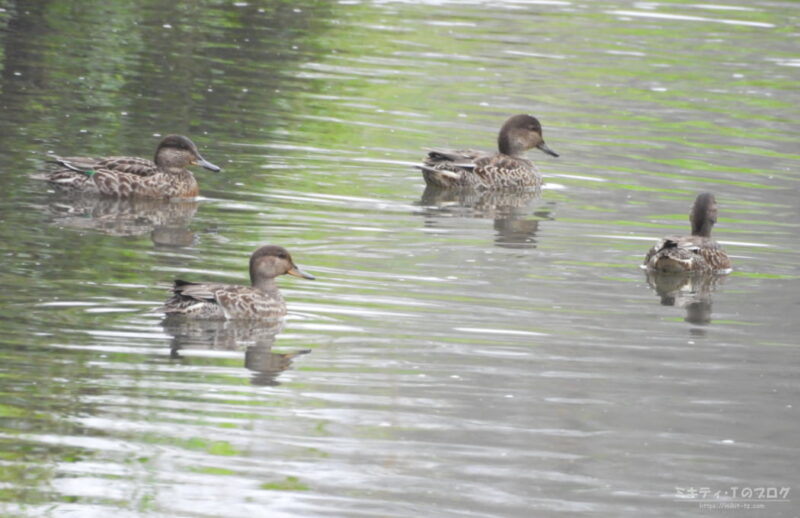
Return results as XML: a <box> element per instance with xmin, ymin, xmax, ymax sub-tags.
<box><xmin>195</xmin><ymin>155</ymin><xmax>222</xmax><ymax>172</ymax></box>
<box><xmin>287</xmin><ymin>266</ymin><xmax>315</xmax><ymax>280</ymax></box>
<box><xmin>537</xmin><ymin>141</ymin><xmax>559</xmax><ymax>157</ymax></box>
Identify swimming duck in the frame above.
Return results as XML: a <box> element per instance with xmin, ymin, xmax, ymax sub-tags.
<box><xmin>46</xmin><ymin>135</ymin><xmax>220</xmax><ymax>198</ymax></box>
<box><xmin>643</xmin><ymin>193</ymin><xmax>731</xmax><ymax>273</ymax></box>
<box><xmin>417</xmin><ymin>114</ymin><xmax>558</xmax><ymax>190</ymax></box>
<box><xmin>160</xmin><ymin>245</ymin><xmax>314</xmax><ymax>320</ymax></box>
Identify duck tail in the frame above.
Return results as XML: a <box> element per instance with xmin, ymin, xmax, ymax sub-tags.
<box><xmin>47</xmin><ymin>156</ymin><xmax>85</xmax><ymax>173</ymax></box>
<box><xmin>415</xmin><ymin>165</ymin><xmax>460</xmax><ymax>189</ymax></box>
<box><xmin>656</xmin><ymin>239</ymin><xmax>679</xmax><ymax>253</ymax></box>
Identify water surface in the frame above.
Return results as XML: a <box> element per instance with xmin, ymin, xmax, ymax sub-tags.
<box><xmin>0</xmin><ymin>1</ymin><xmax>798</xmax><ymax>517</ymax></box>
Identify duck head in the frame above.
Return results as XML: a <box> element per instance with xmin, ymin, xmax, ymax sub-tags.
<box><xmin>690</xmin><ymin>193</ymin><xmax>718</xmax><ymax>238</ymax></box>
<box><xmin>249</xmin><ymin>245</ymin><xmax>315</xmax><ymax>287</ymax></box>
<box><xmin>154</xmin><ymin>135</ymin><xmax>221</xmax><ymax>172</ymax></box>
<box><xmin>497</xmin><ymin>114</ymin><xmax>558</xmax><ymax>158</ymax></box>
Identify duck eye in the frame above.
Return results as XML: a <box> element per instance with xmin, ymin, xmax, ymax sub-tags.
<box><xmin>278</xmin><ymin>253</ymin><xmax>288</xmax><ymax>259</ymax></box>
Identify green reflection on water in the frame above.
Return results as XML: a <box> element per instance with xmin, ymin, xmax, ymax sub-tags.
<box><xmin>259</xmin><ymin>475</ymin><xmax>309</xmax><ymax>491</ymax></box>
<box><xmin>730</xmin><ymin>271</ymin><xmax>799</xmax><ymax>280</ymax></box>
<box><xmin>0</xmin><ymin>0</ymin><xmax>796</xmax><ymax>515</ymax></box>
<box><xmin>189</xmin><ymin>465</ymin><xmax>237</xmax><ymax>476</ymax></box>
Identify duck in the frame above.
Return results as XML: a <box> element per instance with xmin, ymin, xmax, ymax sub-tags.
<box><xmin>643</xmin><ymin>193</ymin><xmax>731</xmax><ymax>273</ymax></box>
<box><xmin>46</xmin><ymin>134</ymin><xmax>221</xmax><ymax>198</ymax></box>
<box><xmin>160</xmin><ymin>245</ymin><xmax>314</xmax><ymax>320</ymax></box>
<box><xmin>416</xmin><ymin>114</ymin><xmax>558</xmax><ymax>190</ymax></box>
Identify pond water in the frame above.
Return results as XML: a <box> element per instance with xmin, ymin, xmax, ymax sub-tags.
<box><xmin>0</xmin><ymin>0</ymin><xmax>798</xmax><ymax>517</ymax></box>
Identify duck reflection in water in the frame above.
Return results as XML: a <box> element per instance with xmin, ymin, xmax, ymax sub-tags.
<box><xmin>419</xmin><ymin>186</ymin><xmax>554</xmax><ymax>249</ymax></box>
<box><xmin>41</xmin><ymin>195</ymin><xmax>200</xmax><ymax>247</ymax></box>
<box><xmin>162</xmin><ymin>318</ymin><xmax>310</xmax><ymax>386</ymax></box>
<box><xmin>645</xmin><ymin>270</ymin><xmax>726</xmax><ymax>327</ymax></box>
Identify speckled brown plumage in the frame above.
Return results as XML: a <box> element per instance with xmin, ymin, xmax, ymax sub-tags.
<box><xmin>51</xmin><ymin>156</ymin><xmax>160</xmax><ymax>177</ymax></box>
<box><xmin>164</xmin><ymin>281</ymin><xmax>289</xmax><ymax>319</ymax></box>
<box><xmin>160</xmin><ymin>245</ymin><xmax>314</xmax><ymax>320</ymax></box>
<box><xmin>643</xmin><ymin>193</ymin><xmax>732</xmax><ymax>273</ymax></box>
<box><xmin>46</xmin><ymin>135</ymin><xmax>220</xmax><ymax>199</ymax></box>
<box><xmin>417</xmin><ymin>114</ymin><xmax>558</xmax><ymax>190</ymax></box>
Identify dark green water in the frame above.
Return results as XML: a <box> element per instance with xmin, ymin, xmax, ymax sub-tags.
<box><xmin>0</xmin><ymin>1</ymin><xmax>798</xmax><ymax>517</ymax></box>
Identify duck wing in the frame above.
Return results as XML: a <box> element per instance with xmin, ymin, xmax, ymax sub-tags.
<box><xmin>172</xmin><ymin>280</ymin><xmax>224</xmax><ymax>302</ymax></box>
<box><xmin>417</xmin><ymin>149</ymin><xmax>488</xmax><ymax>189</ymax></box>
<box><xmin>161</xmin><ymin>281</ymin><xmax>231</xmax><ymax>318</ymax></box>
<box><xmin>423</xmin><ymin>148</ymin><xmax>486</xmax><ymax>170</ymax></box>
<box><xmin>50</xmin><ymin>155</ymin><xmax>158</xmax><ymax>177</ymax></box>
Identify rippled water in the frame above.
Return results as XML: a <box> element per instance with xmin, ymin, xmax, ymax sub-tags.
<box><xmin>1</xmin><ymin>1</ymin><xmax>798</xmax><ymax>517</ymax></box>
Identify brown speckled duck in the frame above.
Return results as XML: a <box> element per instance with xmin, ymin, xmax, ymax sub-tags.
<box><xmin>643</xmin><ymin>193</ymin><xmax>732</xmax><ymax>273</ymax></box>
<box><xmin>46</xmin><ymin>135</ymin><xmax>220</xmax><ymax>198</ymax></box>
<box><xmin>417</xmin><ymin>114</ymin><xmax>558</xmax><ymax>190</ymax></box>
<box><xmin>160</xmin><ymin>245</ymin><xmax>314</xmax><ymax>320</ymax></box>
